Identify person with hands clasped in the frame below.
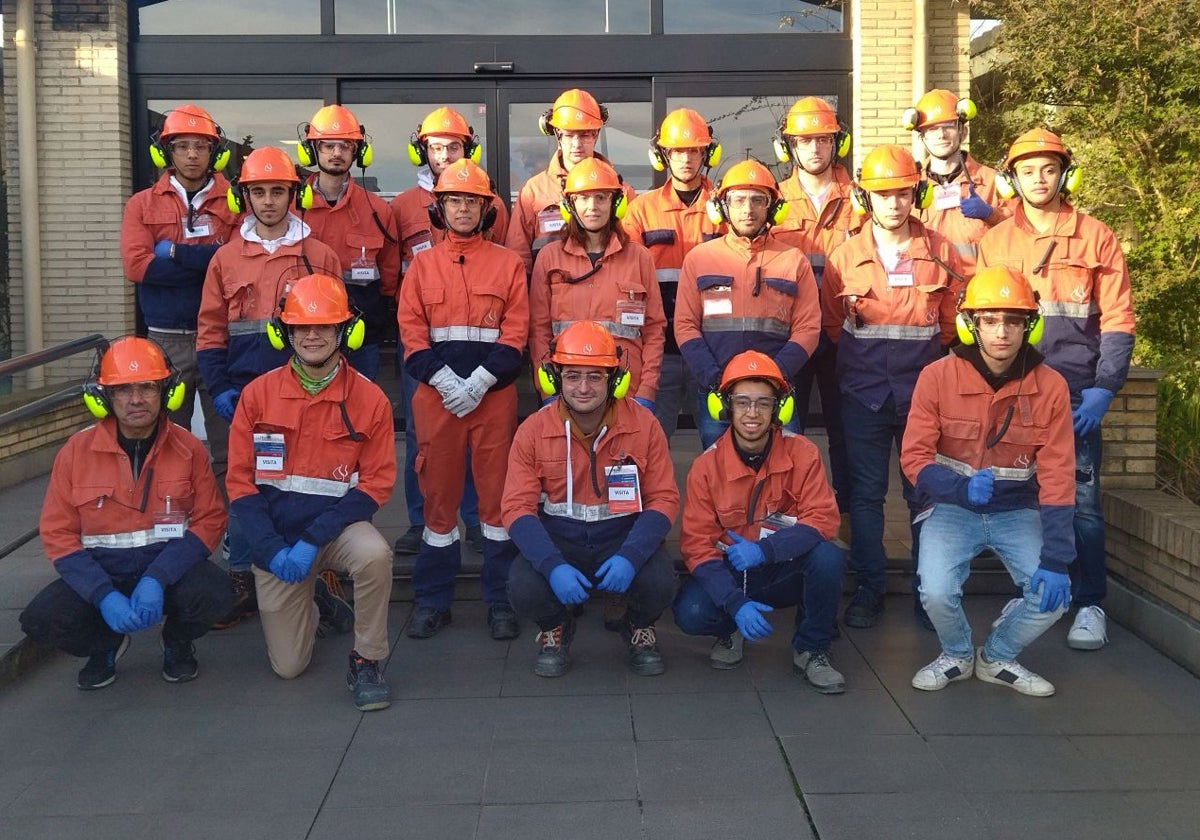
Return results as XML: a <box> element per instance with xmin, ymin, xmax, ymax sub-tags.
<box><xmin>978</xmin><ymin>128</ymin><xmax>1135</xmax><ymax>651</ymax></box>
<box><xmin>502</xmin><ymin>321</ymin><xmax>679</xmax><ymax>678</ymax></box>
<box><xmin>673</xmin><ymin>351</ymin><xmax>845</xmax><ymax>693</ymax></box>
<box><xmin>20</xmin><ymin>337</ymin><xmax>233</xmax><ymax>689</ymax></box>
<box><xmin>901</xmin><ymin>266</ymin><xmax>1075</xmax><ymax>697</ymax></box>
<box><xmin>398</xmin><ymin>158</ymin><xmax>529</xmax><ymax>641</ymax></box>
<box><xmin>226</xmin><ymin>274</ymin><xmax>395</xmax><ymax>711</ymax></box>
<box><xmin>529</xmin><ymin>156</ymin><xmax>666</xmax><ymax>412</ymax></box>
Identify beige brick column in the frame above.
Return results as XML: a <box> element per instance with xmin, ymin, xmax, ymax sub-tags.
<box><xmin>3</xmin><ymin>0</ymin><xmax>133</xmax><ymax>384</ymax></box>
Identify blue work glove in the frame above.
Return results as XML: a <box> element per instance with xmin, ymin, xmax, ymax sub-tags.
<box><xmin>99</xmin><ymin>591</ymin><xmax>143</xmax><ymax>634</ymax></box>
<box><xmin>733</xmin><ymin>600</ymin><xmax>774</xmax><ymax>641</ymax></box>
<box><xmin>725</xmin><ymin>530</ymin><xmax>766</xmax><ymax>572</ymax></box>
<box><xmin>548</xmin><ymin>563</ymin><xmax>592</xmax><ymax>605</ymax></box>
<box><xmin>595</xmin><ymin>554</ymin><xmax>635</xmax><ymax>593</ymax></box>
<box><xmin>286</xmin><ymin>540</ymin><xmax>319</xmax><ymax>580</ymax></box>
<box><xmin>966</xmin><ymin>469</ymin><xmax>995</xmax><ymax>506</ymax></box>
<box><xmin>213</xmin><ymin>388</ymin><xmax>240</xmax><ymax>423</ymax></box>
<box><xmin>959</xmin><ymin>183</ymin><xmax>993</xmax><ymax>220</ymax></box>
<box><xmin>268</xmin><ymin>546</ymin><xmax>301</xmax><ymax>584</ymax></box>
<box><xmin>1072</xmin><ymin>387</ymin><xmax>1114</xmax><ymax>437</ymax></box>
<box><xmin>153</xmin><ymin>240</ymin><xmax>174</xmax><ymax>259</ymax></box>
<box><xmin>130</xmin><ymin>576</ymin><xmax>164</xmax><ymax>627</ymax></box>
<box><xmin>633</xmin><ymin>396</ymin><xmax>656</xmax><ymax>412</ymax></box>
<box><xmin>1029</xmin><ymin>567</ymin><xmax>1071</xmax><ymax>613</ymax></box>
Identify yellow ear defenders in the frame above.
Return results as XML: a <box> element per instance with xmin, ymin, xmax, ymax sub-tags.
<box><xmin>537</xmin><ymin>362</ymin><xmax>631</xmax><ymax>401</ymax></box>
<box><xmin>150</xmin><ymin>129</ymin><xmax>232</xmax><ymax>174</ymax></box>
<box><xmin>266</xmin><ymin>312</ymin><xmax>366</xmax><ymax>352</ymax></box>
<box><xmin>995</xmin><ymin>159</ymin><xmax>1082</xmax><ymax>201</ymax></box>
<box><xmin>297</xmin><ymin>124</ymin><xmax>374</xmax><ymax>170</ymax></box>
<box><xmin>539</xmin><ymin>104</ymin><xmax>611</xmax><ymax>137</ymax></box>
<box><xmin>849</xmin><ymin>176</ymin><xmax>933</xmax><ymax>216</ymax></box>
<box><xmin>705</xmin><ymin>195</ymin><xmax>789</xmax><ymax>227</ymax></box>
<box><xmin>955</xmin><ymin>309</ymin><xmax>1045</xmax><ymax>346</ymax></box>
<box><xmin>407</xmin><ymin>131</ymin><xmax>481</xmax><ymax>167</ymax></box>
<box><xmin>559</xmin><ymin>190</ymin><xmax>628</xmax><ymax>224</ymax></box>
<box><xmin>226</xmin><ymin>180</ymin><xmax>314</xmax><ymax>215</ymax></box>
<box><xmin>82</xmin><ymin>348</ymin><xmax>187</xmax><ymax>420</ymax></box>
<box><xmin>648</xmin><ymin>135</ymin><xmax>722</xmax><ymax>172</ymax></box>
<box><xmin>772</xmin><ymin>125</ymin><xmax>852</xmax><ymax>164</ymax></box>
<box><xmin>705</xmin><ymin>388</ymin><xmax>795</xmax><ymax>425</ymax></box>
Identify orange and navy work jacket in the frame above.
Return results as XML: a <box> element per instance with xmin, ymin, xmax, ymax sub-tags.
<box><xmin>917</xmin><ymin>154</ymin><xmax>1010</xmax><ymax>277</ymax></box>
<box><xmin>301</xmin><ymin>175</ymin><xmax>401</xmax><ymax>343</ymax></box>
<box><xmin>501</xmin><ymin>399</ymin><xmax>679</xmax><ymax>577</ymax></box>
<box><xmin>196</xmin><ymin>216</ymin><xmax>342</xmax><ymax>397</ymax></box>
<box><xmin>120</xmin><ymin>171</ymin><xmax>240</xmax><ymax>330</ymax></box>
<box><xmin>398</xmin><ymin>231</ymin><xmax>529</xmax><ymax>388</ymax></box>
<box><xmin>978</xmin><ymin>203</ymin><xmax>1135</xmax><ymax>396</ymax></box>
<box><xmin>681</xmin><ymin>427</ymin><xmax>839</xmax><ymax>615</ymax></box>
<box><xmin>227</xmin><ymin>361</ymin><xmax>396</xmax><ymax>568</ymax></box>
<box><xmin>821</xmin><ymin>219</ymin><xmax>964</xmax><ymax>413</ymax></box>
<box><xmin>390</xmin><ymin>171</ymin><xmax>510</xmax><ymax>277</ymax></box>
<box><xmin>901</xmin><ymin>348</ymin><xmax>1076</xmax><ymax>572</ymax></box>
<box><xmin>674</xmin><ymin>230</ymin><xmax>821</xmax><ymax>391</ymax></box>
<box><xmin>505</xmin><ymin>151</ymin><xmax>637</xmax><ymax>274</ymax></box>
<box><xmin>621</xmin><ymin>178</ymin><xmax>725</xmax><ymax>354</ymax></box>
<box><xmin>529</xmin><ymin>233</ymin><xmax>666</xmax><ymax>401</ymax></box>
<box><xmin>40</xmin><ymin>417</ymin><xmax>226</xmax><ymax>605</ymax></box>
<box><xmin>774</xmin><ymin>163</ymin><xmax>860</xmax><ymax>286</ymax></box>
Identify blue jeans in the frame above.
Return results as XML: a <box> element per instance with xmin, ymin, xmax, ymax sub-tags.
<box><xmin>1070</xmin><ymin>397</ymin><xmax>1106</xmax><ymax>607</ymax></box>
<box><xmin>693</xmin><ymin>386</ymin><xmax>802</xmax><ymax>451</ymax></box>
<box><xmin>918</xmin><ymin>504</ymin><xmax>1065</xmax><ymax>661</ymax></box>
<box><xmin>400</xmin><ymin>360</ymin><xmax>479</xmax><ymax>528</ymax></box>
<box><xmin>841</xmin><ymin>393</ymin><xmax>921</xmax><ymax>595</ymax></box>
<box><xmin>672</xmin><ymin>541</ymin><xmax>844</xmax><ymax>652</ymax></box>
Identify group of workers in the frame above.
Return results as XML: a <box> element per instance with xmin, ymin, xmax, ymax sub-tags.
<box><xmin>18</xmin><ymin>85</ymin><xmax>1133</xmax><ymax>709</ymax></box>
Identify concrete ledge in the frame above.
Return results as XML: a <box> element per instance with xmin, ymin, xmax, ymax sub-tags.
<box><xmin>1107</xmin><ymin>577</ymin><xmax>1200</xmax><ymax>678</ymax></box>
<box><xmin>0</xmin><ymin>635</ymin><xmax>56</xmax><ymax>691</ymax></box>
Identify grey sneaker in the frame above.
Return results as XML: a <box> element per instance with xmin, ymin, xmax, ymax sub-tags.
<box><xmin>346</xmin><ymin>651</ymin><xmax>391</xmax><ymax>711</ymax></box>
<box><xmin>709</xmin><ymin>632</ymin><xmax>745</xmax><ymax>670</ymax></box>
<box><xmin>974</xmin><ymin>647</ymin><xmax>1055</xmax><ymax>697</ymax></box>
<box><xmin>911</xmin><ymin>651</ymin><xmax>974</xmax><ymax>691</ymax></box>
<box><xmin>77</xmin><ymin>634</ymin><xmax>130</xmax><ymax>690</ymax></box>
<box><xmin>1067</xmin><ymin>606</ymin><xmax>1107</xmax><ymax>650</ymax></box>
<box><xmin>793</xmin><ymin>649</ymin><xmax>845</xmax><ymax>694</ymax></box>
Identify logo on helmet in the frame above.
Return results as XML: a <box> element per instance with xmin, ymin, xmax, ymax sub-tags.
<box><xmin>748</xmin><ymin>360</ymin><xmax>758</xmax><ymax>371</ymax></box>
<box><xmin>128</xmin><ymin>360</ymin><xmax>140</xmax><ymax>372</ymax></box>
<box><xmin>187</xmin><ymin>117</ymin><xmax>197</xmax><ymax>127</ymax></box>
<box><xmin>307</xmin><ymin>300</ymin><xmax>318</xmax><ymax>313</ymax></box>
<box><xmin>330</xmin><ymin>120</ymin><xmax>342</xmax><ymax>131</ymax></box>
<box><xmin>456</xmin><ymin>166</ymin><xmax>470</xmax><ymax>181</ymax></box>
<box><xmin>583</xmin><ymin>343</ymin><xmax>593</xmax><ymax>353</ymax></box>
<box><xmin>999</xmin><ymin>285</ymin><xmax>1011</xmax><ymax>299</ymax></box>
<box><xmin>264</xmin><ymin>162</ymin><xmax>274</xmax><ymax>172</ymax></box>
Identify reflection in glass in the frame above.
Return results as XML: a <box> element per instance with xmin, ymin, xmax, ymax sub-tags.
<box><xmin>147</xmin><ymin>98</ymin><xmax>325</xmax><ymax>189</ymax></box>
<box><xmin>666</xmin><ymin>95</ymin><xmax>805</xmax><ymax>186</ymax></box>
<box><xmin>335</xmin><ymin>0</ymin><xmax>646</xmax><ymax>34</ymax></box>
<box><xmin>343</xmin><ymin>103</ymin><xmax>488</xmax><ymax>198</ymax></box>
<box><xmin>139</xmin><ymin>0</ymin><xmax>320</xmax><ymax>35</ymax></box>
<box><xmin>509</xmin><ymin>100</ymin><xmax>653</xmax><ymax>202</ymax></box>
<box><xmin>664</xmin><ymin>0</ymin><xmax>842</xmax><ymax>34</ymax></box>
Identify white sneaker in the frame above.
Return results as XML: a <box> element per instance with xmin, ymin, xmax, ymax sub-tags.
<box><xmin>709</xmin><ymin>632</ymin><xmax>744</xmax><ymax>669</ymax></box>
<box><xmin>990</xmin><ymin>597</ymin><xmax>1022</xmax><ymax>631</ymax></box>
<box><xmin>1067</xmin><ymin>605</ymin><xmax>1108</xmax><ymax>650</ymax></box>
<box><xmin>911</xmin><ymin>652</ymin><xmax>975</xmax><ymax>691</ymax></box>
<box><xmin>974</xmin><ymin>647</ymin><xmax>1055</xmax><ymax>697</ymax></box>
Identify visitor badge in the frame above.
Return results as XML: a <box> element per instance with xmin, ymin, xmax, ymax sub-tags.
<box><xmin>411</xmin><ymin>238</ymin><xmax>433</xmax><ymax>256</ymax></box>
<box><xmin>932</xmin><ymin>182</ymin><xmax>968</xmax><ymax>211</ymax></box>
<box><xmin>887</xmin><ymin>257</ymin><xmax>914</xmax><ymax>288</ymax></box>
<box><xmin>537</xmin><ymin>208</ymin><xmax>565</xmax><ymax>236</ymax></box>
<box><xmin>182</xmin><ymin>213</ymin><xmax>212</xmax><ymax>239</ymax></box>
<box><xmin>254</xmin><ymin>433</ymin><xmax>286</xmax><ymax>481</ymax></box>
<box><xmin>348</xmin><ymin>247</ymin><xmax>379</xmax><ymax>285</ymax></box>
<box><xmin>702</xmin><ymin>287</ymin><xmax>734</xmax><ymax>317</ymax></box>
<box><xmin>606</xmin><ymin>464</ymin><xmax>642</xmax><ymax>514</ymax></box>
<box><xmin>153</xmin><ymin>495</ymin><xmax>187</xmax><ymax>539</ymax></box>
<box><xmin>758</xmin><ymin>511</ymin><xmax>797</xmax><ymax>541</ymax></box>
<box><xmin>616</xmin><ymin>296</ymin><xmax>646</xmax><ymax>327</ymax></box>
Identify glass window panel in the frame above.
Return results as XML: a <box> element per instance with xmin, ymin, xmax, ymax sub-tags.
<box><xmin>139</xmin><ymin>0</ymin><xmax>320</xmax><ymax>35</ymax></box>
<box><xmin>508</xmin><ymin>100</ymin><xmax>653</xmax><ymax>203</ymax></box>
<box><xmin>147</xmin><ymin>98</ymin><xmax>325</xmax><ymax>185</ymax></box>
<box><xmin>341</xmin><ymin>102</ymin><xmax>489</xmax><ymax>199</ymax></box>
<box><xmin>335</xmin><ymin>0</ymin><xmax>646</xmax><ymax>35</ymax></box>
<box><xmin>664</xmin><ymin>0</ymin><xmax>842</xmax><ymax>34</ymax></box>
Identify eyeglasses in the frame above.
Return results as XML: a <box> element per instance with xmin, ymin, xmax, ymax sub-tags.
<box><xmin>169</xmin><ymin>140</ymin><xmax>214</xmax><ymax>155</ymax></box>
<box><xmin>973</xmin><ymin>313</ymin><xmax>1029</xmax><ymax>332</ymax></box>
<box><xmin>110</xmin><ymin>382</ymin><xmax>161</xmax><ymax>399</ymax></box>
<box><xmin>561</xmin><ymin>371</ymin><xmax>608</xmax><ymax>386</ymax></box>
<box><xmin>793</xmin><ymin>135</ymin><xmax>834</xmax><ymax>148</ymax></box>
<box><xmin>441</xmin><ymin>194</ymin><xmax>485</xmax><ymax>209</ymax></box>
<box><xmin>425</xmin><ymin>141</ymin><xmax>464</xmax><ymax>156</ymax></box>
<box><xmin>316</xmin><ymin>140</ymin><xmax>356</xmax><ymax>153</ymax></box>
<box><xmin>558</xmin><ymin>130</ymin><xmax>599</xmax><ymax>142</ymax></box>
<box><xmin>729</xmin><ymin>395</ymin><xmax>777</xmax><ymax>414</ymax></box>
<box><xmin>725</xmin><ymin>192</ymin><xmax>771</xmax><ymax>210</ymax></box>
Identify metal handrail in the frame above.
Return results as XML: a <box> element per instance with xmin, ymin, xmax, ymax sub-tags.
<box><xmin>0</xmin><ymin>333</ymin><xmax>109</xmax><ymax>562</ymax></box>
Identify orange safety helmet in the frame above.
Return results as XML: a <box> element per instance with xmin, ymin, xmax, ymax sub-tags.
<box><xmin>85</xmin><ymin>337</ymin><xmax>184</xmax><ymax>419</ymax></box>
<box><xmin>1002</xmin><ymin>127</ymin><xmax>1071</xmax><ymax>169</ymax></box>
<box><xmin>708</xmin><ymin>350</ymin><xmax>795</xmax><ymax>424</ymax></box>
<box><xmin>304</xmin><ymin>104</ymin><xmax>364</xmax><ymax>141</ymax></box>
<box><xmin>902</xmin><ymin>89</ymin><xmax>977</xmax><ymax>132</ymax></box>
<box><xmin>160</xmin><ymin>103</ymin><xmax>221</xmax><ymax>141</ymax></box>
<box><xmin>237</xmin><ymin>146</ymin><xmax>300</xmax><ymax>185</ymax></box>
<box><xmin>782</xmin><ymin>97</ymin><xmax>840</xmax><ymax>137</ymax></box>
<box><xmin>563</xmin><ymin>157</ymin><xmax>623</xmax><ymax>195</ymax></box>
<box><xmin>650</xmin><ymin>108</ymin><xmax>721</xmax><ymax>171</ymax></box>
<box><xmin>409</xmin><ymin>106</ymin><xmax>481</xmax><ymax>166</ymax></box>
<box><xmin>540</xmin><ymin>88</ymin><xmax>608</xmax><ymax>135</ymax></box>
<box><xmin>956</xmin><ymin>266</ymin><xmax>1043</xmax><ymax>346</ymax></box>
<box><xmin>857</xmin><ymin>145</ymin><xmax>922</xmax><ymax>191</ymax></box>
<box><xmin>715</xmin><ymin>159</ymin><xmax>781</xmax><ymax>201</ymax></box>
<box><xmin>433</xmin><ymin>158</ymin><xmax>494</xmax><ymax>197</ymax></box>
<box><xmin>268</xmin><ymin>274</ymin><xmax>364</xmax><ymax>351</ymax></box>
<box><xmin>539</xmin><ymin>321</ymin><xmax>630</xmax><ymax>399</ymax></box>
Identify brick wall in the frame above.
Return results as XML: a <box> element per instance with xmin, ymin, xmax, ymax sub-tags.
<box><xmin>2</xmin><ymin>0</ymin><xmax>133</xmax><ymax>386</ymax></box>
<box><xmin>1101</xmin><ymin>367</ymin><xmax>1159</xmax><ymax>491</ymax></box>
<box><xmin>0</xmin><ymin>400</ymin><xmax>91</xmax><ymax>461</ymax></box>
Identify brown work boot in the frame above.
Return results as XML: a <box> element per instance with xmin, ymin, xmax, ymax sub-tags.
<box><xmin>212</xmin><ymin>569</ymin><xmax>257</xmax><ymax>630</ymax></box>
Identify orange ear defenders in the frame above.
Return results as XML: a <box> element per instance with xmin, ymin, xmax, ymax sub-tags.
<box><xmin>83</xmin><ymin>339</ymin><xmax>186</xmax><ymax>420</ymax></box>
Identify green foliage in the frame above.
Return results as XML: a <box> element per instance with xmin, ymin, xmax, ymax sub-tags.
<box><xmin>972</xmin><ymin>0</ymin><xmax>1200</xmax><ymax>499</ymax></box>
